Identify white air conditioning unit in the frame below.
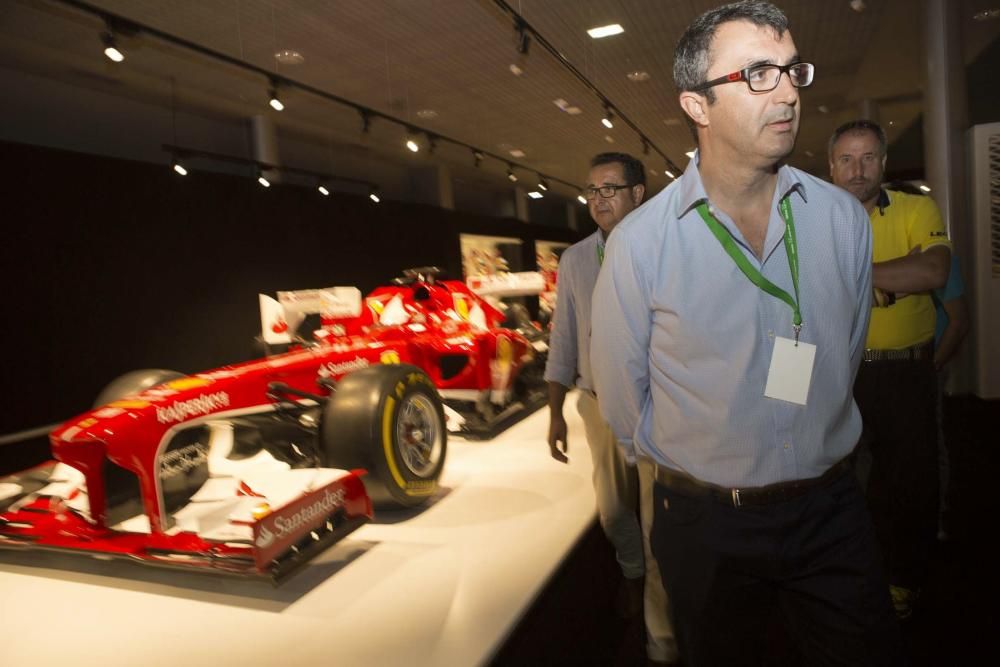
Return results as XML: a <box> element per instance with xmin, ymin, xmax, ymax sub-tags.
<box><xmin>969</xmin><ymin>122</ymin><xmax>1000</xmax><ymax>399</ymax></box>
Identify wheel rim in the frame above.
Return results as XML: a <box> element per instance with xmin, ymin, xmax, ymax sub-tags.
<box><xmin>396</xmin><ymin>393</ymin><xmax>444</xmax><ymax>477</ymax></box>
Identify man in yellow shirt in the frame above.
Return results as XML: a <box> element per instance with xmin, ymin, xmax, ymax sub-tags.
<box><xmin>829</xmin><ymin>119</ymin><xmax>951</xmax><ymax>620</ymax></box>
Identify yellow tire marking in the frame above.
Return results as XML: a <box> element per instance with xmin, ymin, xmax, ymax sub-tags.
<box><xmin>381</xmin><ymin>396</ymin><xmax>408</xmax><ymax>493</ymax></box>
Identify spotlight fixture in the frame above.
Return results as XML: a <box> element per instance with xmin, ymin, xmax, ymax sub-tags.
<box><xmin>507</xmin><ymin>165</ymin><xmax>518</xmax><ymax>183</ymax></box>
<box><xmin>171</xmin><ymin>156</ymin><xmax>188</xmax><ymax>176</ymax></box>
<box><xmin>256</xmin><ymin>166</ymin><xmax>271</xmax><ymax>188</ymax></box>
<box><xmin>369</xmin><ymin>188</ymin><xmax>381</xmax><ymax>203</ymax></box>
<box><xmin>317</xmin><ymin>184</ymin><xmax>330</xmax><ymax>196</ymax></box>
<box><xmin>268</xmin><ymin>80</ymin><xmax>284</xmax><ymax>111</ymax></box>
<box><xmin>515</xmin><ymin>21</ymin><xmax>531</xmax><ymax>55</ymax></box>
<box><xmin>101</xmin><ymin>31</ymin><xmax>124</xmax><ymax>63</ymax></box>
<box><xmin>537</xmin><ymin>176</ymin><xmax>548</xmax><ymax>191</ymax></box>
<box><xmin>405</xmin><ymin>129</ymin><xmax>420</xmax><ymax>153</ymax></box>
<box><xmin>601</xmin><ymin>105</ymin><xmax>615</xmax><ymax>129</ymax></box>
<box><xmin>577</xmin><ymin>194</ymin><xmax>587</xmax><ymax>204</ymax></box>
<box><xmin>473</xmin><ymin>150</ymin><xmax>485</xmax><ymax>167</ymax></box>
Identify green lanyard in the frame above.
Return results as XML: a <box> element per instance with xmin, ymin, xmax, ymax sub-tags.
<box><xmin>695</xmin><ymin>197</ymin><xmax>803</xmax><ymax>343</ymax></box>
<box><xmin>597</xmin><ymin>241</ymin><xmax>605</xmax><ymax>266</ymax></box>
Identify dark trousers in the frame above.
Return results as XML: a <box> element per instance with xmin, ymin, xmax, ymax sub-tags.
<box><xmin>854</xmin><ymin>357</ymin><xmax>939</xmax><ymax>590</ymax></box>
<box><xmin>651</xmin><ymin>472</ymin><xmax>903</xmax><ymax>667</ymax></box>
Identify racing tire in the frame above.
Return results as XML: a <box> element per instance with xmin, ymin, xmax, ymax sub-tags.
<box><xmin>93</xmin><ymin>369</ymin><xmax>185</xmax><ymax>407</ymax></box>
<box><xmin>320</xmin><ymin>364</ymin><xmax>446</xmax><ymax>509</ymax></box>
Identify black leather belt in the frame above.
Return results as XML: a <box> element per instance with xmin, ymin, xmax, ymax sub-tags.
<box><xmin>863</xmin><ymin>341</ymin><xmax>933</xmax><ymax>362</ymax></box>
<box><xmin>652</xmin><ymin>457</ymin><xmax>853</xmax><ymax>508</ymax></box>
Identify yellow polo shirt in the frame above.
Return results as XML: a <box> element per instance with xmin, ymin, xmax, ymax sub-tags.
<box><xmin>867</xmin><ymin>189</ymin><xmax>952</xmax><ymax>350</ymax></box>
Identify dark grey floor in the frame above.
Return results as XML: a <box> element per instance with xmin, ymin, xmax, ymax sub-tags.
<box><xmin>492</xmin><ymin>395</ymin><xmax>997</xmax><ymax>666</ymax></box>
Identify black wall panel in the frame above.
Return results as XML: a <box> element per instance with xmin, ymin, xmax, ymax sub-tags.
<box><xmin>0</xmin><ymin>141</ymin><xmax>581</xmax><ymax>447</ymax></box>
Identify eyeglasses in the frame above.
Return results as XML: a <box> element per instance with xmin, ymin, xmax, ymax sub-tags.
<box><xmin>691</xmin><ymin>62</ymin><xmax>814</xmax><ymax>93</ymax></box>
<box><xmin>582</xmin><ymin>184</ymin><xmax>632</xmax><ymax>200</ymax></box>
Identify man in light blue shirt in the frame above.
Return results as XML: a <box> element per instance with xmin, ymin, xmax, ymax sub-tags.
<box><xmin>545</xmin><ymin>153</ymin><xmax>677</xmax><ymax>665</ymax></box>
<box><xmin>591</xmin><ymin>2</ymin><xmax>901</xmax><ymax>665</ymax></box>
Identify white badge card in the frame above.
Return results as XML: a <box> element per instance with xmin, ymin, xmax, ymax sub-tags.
<box><xmin>764</xmin><ymin>336</ymin><xmax>816</xmax><ymax>405</ymax></box>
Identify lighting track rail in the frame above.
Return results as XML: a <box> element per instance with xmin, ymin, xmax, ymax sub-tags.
<box><xmin>491</xmin><ymin>0</ymin><xmax>684</xmax><ymax>178</ymax></box>
<box><xmin>52</xmin><ymin>0</ymin><xmax>583</xmax><ymax>194</ymax></box>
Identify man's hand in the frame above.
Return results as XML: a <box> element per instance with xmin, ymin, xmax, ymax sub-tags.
<box><xmin>546</xmin><ymin>381</ymin><xmax>571</xmax><ymax>463</ymax></box>
<box><xmin>547</xmin><ymin>414</ymin><xmax>569</xmax><ymax>463</ymax></box>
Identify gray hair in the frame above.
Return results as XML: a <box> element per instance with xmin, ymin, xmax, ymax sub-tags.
<box><xmin>673</xmin><ymin>1</ymin><xmax>790</xmax><ymax>106</ymax></box>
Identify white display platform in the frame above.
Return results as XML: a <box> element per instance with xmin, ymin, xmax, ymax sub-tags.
<box><xmin>0</xmin><ymin>399</ymin><xmax>597</xmax><ymax>667</ymax></box>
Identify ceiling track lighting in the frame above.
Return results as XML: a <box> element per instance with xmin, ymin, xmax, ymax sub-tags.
<box><xmin>514</xmin><ymin>19</ymin><xmax>531</xmax><ymax>56</ymax></box>
<box><xmin>171</xmin><ymin>155</ymin><xmax>188</xmax><ymax>176</ymax></box>
<box><xmin>73</xmin><ymin>3</ymin><xmax>588</xmax><ymax>195</ymax></box>
<box><xmin>492</xmin><ymin>1</ymin><xmax>683</xmax><ymax>177</ymax></box>
<box><xmin>268</xmin><ymin>79</ymin><xmax>284</xmax><ymax>111</ymax></box>
<box><xmin>405</xmin><ymin>129</ymin><xmax>420</xmax><ymax>153</ymax></box>
<box><xmin>256</xmin><ymin>165</ymin><xmax>271</xmax><ymax>188</ymax></box>
<box><xmin>601</xmin><ymin>104</ymin><xmax>615</xmax><ymax>129</ymax></box>
<box><xmin>101</xmin><ymin>30</ymin><xmax>124</xmax><ymax>62</ymax></box>
<box><xmin>507</xmin><ymin>165</ymin><xmax>518</xmax><ymax>183</ymax></box>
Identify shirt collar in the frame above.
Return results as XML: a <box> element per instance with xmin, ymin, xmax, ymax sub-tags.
<box><xmin>673</xmin><ymin>150</ymin><xmax>808</xmax><ymax>219</ymax></box>
<box><xmin>875</xmin><ymin>188</ymin><xmax>891</xmax><ymax>215</ymax></box>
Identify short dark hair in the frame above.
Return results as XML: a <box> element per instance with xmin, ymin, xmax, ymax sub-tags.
<box><xmin>590</xmin><ymin>152</ymin><xmax>646</xmax><ymax>187</ymax></box>
<box><xmin>827</xmin><ymin>119</ymin><xmax>888</xmax><ymax>160</ymax></box>
<box><xmin>674</xmin><ymin>1</ymin><xmax>790</xmax><ymax>106</ymax></box>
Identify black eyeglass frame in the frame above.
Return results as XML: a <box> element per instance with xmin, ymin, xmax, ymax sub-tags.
<box><xmin>582</xmin><ymin>184</ymin><xmax>634</xmax><ymax>200</ymax></box>
<box><xmin>690</xmin><ymin>62</ymin><xmax>815</xmax><ymax>93</ymax></box>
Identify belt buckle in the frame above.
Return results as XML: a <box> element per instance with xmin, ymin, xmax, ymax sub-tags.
<box><xmin>731</xmin><ymin>488</ymin><xmax>742</xmax><ymax>508</ymax></box>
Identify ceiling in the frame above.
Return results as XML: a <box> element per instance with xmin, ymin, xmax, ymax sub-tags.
<box><xmin>0</xmin><ymin>0</ymin><xmax>997</xmax><ymax>203</ymax></box>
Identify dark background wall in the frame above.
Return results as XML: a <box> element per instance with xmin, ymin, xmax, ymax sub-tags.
<box><xmin>0</xmin><ymin>140</ymin><xmax>582</xmax><ymax>445</ymax></box>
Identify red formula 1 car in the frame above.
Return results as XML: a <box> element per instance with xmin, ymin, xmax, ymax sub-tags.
<box><xmin>0</xmin><ymin>268</ymin><xmax>549</xmax><ymax>582</ymax></box>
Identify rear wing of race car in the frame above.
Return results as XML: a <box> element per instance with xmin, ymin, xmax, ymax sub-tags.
<box><xmin>466</xmin><ymin>271</ymin><xmax>546</xmax><ymax>298</ymax></box>
<box><xmin>259</xmin><ymin>287</ymin><xmax>363</xmax><ymax>344</ymax></box>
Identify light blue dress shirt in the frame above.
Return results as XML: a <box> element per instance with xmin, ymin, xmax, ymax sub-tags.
<box><xmin>591</xmin><ymin>156</ymin><xmax>872</xmax><ymax>487</ymax></box>
<box><xmin>544</xmin><ymin>231</ymin><xmax>605</xmax><ymax>392</ymax></box>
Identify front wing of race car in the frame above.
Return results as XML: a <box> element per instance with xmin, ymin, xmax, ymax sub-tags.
<box><xmin>0</xmin><ymin>461</ymin><xmax>372</xmax><ymax>583</ymax></box>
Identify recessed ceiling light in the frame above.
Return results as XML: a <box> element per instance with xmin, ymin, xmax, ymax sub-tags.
<box><xmin>888</xmin><ymin>120</ymin><xmax>894</xmax><ymax>126</ymax></box>
<box><xmin>919</xmin><ymin>184</ymin><xmax>931</xmax><ymax>192</ymax></box>
<box><xmin>849</xmin><ymin>0</ymin><xmax>866</xmax><ymax>12</ymax></box>
<box><xmin>416</xmin><ymin>109</ymin><xmax>438</xmax><ymax>119</ymax></box>
<box><xmin>627</xmin><ymin>71</ymin><xmax>650</xmax><ymax>82</ymax></box>
<box><xmin>804</xmin><ymin>150</ymin><xmax>815</xmax><ymax>157</ymax></box>
<box><xmin>663</xmin><ymin>118</ymin><xmax>681</xmax><ymax>126</ymax></box>
<box><xmin>587</xmin><ymin>24</ymin><xmax>624</xmax><ymax>39</ymax></box>
<box><xmin>553</xmin><ymin>98</ymin><xmax>583</xmax><ymax>115</ymax></box>
<box><xmin>973</xmin><ymin>8</ymin><xmax>1000</xmax><ymax>21</ymax></box>
<box><xmin>528</xmin><ymin>191</ymin><xmax>543</xmax><ymax>199</ymax></box>
<box><xmin>510</xmin><ymin>64</ymin><xmax>524</xmax><ymax>76</ymax></box>
<box><xmin>664</xmin><ymin>170</ymin><xmax>675</xmax><ymax>178</ymax></box>
<box><xmin>604</xmin><ymin>135</ymin><xmax>615</xmax><ymax>143</ymax></box>
<box><xmin>685</xmin><ymin>150</ymin><xmax>695</xmax><ymax>158</ymax></box>
<box><xmin>577</xmin><ymin>195</ymin><xmax>587</xmax><ymax>204</ymax></box>
<box><xmin>274</xmin><ymin>50</ymin><xmax>304</xmax><ymax>65</ymax></box>
<box><xmin>817</xmin><ymin>105</ymin><xmax>829</xmax><ymax>113</ymax></box>
<box><xmin>510</xmin><ymin>149</ymin><xmax>526</xmax><ymax>158</ymax></box>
